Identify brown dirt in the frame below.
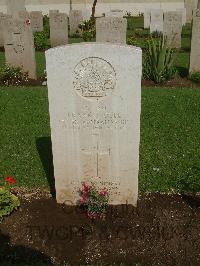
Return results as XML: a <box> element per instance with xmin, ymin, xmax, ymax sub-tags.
<box><xmin>0</xmin><ymin>192</ymin><xmax>199</xmax><ymax>266</ymax></box>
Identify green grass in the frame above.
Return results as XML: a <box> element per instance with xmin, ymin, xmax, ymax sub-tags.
<box><xmin>0</xmin><ymin>87</ymin><xmax>200</xmax><ymax>193</ymax></box>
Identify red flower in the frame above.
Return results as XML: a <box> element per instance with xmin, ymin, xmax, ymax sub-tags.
<box><xmin>81</xmin><ymin>192</ymin><xmax>87</xmax><ymax>205</ymax></box>
<box><xmin>81</xmin><ymin>182</ymin><xmax>90</xmax><ymax>193</ymax></box>
<box><xmin>4</xmin><ymin>176</ymin><xmax>16</xmax><ymax>184</ymax></box>
<box><xmin>99</xmin><ymin>190</ymin><xmax>107</xmax><ymax>197</ymax></box>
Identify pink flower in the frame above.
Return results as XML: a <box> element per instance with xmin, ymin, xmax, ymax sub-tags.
<box><xmin>81</xmin><ymin>192</ymin><xmax>87</xmax><ymax>205</ymax></box>
<box><xmin>81</xmin><ymin>182</ymin><xmax>90</xmax><ymax>193</ymax></box>
<box><xmin>99</xmin><ymin>190</ymin><xmax>107</xmax><ymax>197</ymax></box>
<box><xmin>4</xmin><ymin>176</ymin><xmax>16</xmax><ymax>184</ymax></box>
<box><xmin>26</xmin><ymin>19</ymin><xmax>31</xmax><ymax>25</ymax></box>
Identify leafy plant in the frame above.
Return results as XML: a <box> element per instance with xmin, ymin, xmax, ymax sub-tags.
<box><xmin>0</xmin><ymin>176</ymin><xmax>20</xmax><ymax>220</ymax></box>
<box><xmin>43</xmin><ymin>15</ymin><xmax>50</xmax><ymax>38</ymax></box>
<box><xmin>80</xmin><ymin>182</ymin><xmax>109</xmax><ymax>220</ymax></box>
<box><xmin>78</xmin><ymin>20</ymin><xmax>96</xmax><ymax>41</ymax></box>
<box><xmin>151</xmin><ymin>30</ymin><xmax>163</xmax><ymax>38</ymax></box>
<box><xmin>34</xmin><ymin>31</ymin><xmax>49</xmax><ymax>50</ymax></box>
<box><xmin>0</xmin><ymin>65</ymin><xmax>29</xmax><ymax>86</ymax></box>
<box><xmin>189</xmin><ymin>72</ymin><xmax>200</xmax><ymax>83</ymax></box>
<box><xmin>143</xmin><ymin>36</ymin><xmax>177</xmax><ymax>83</ymax></box>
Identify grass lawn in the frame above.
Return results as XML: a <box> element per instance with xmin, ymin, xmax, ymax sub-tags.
<box><xmin>0</xmin><ymin>86</ymin><xmax>200</xmax><ymax>193</ymax></box>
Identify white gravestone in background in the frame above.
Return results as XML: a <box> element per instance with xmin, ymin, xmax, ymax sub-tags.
<box><xmin>150</xmin><ymin>9</ymin><xmax>164</xmax><ymax>33</ymax></box>
<box><xmin>30</xmin><ymin>11</ymin><xmax>43</xmax><ymax>33</ymax></box>
<box><xmin>144</xmin><ymin>9</ymin><xmax>151</xmax><ymax>28</ymax></box>
<box><xmin>3</xmin><ymin>18</ymin><xmax>36</xmax><ymax>79</ymax></box>
<box><xmin>46</xmin><ymin>43</ymin><xmax>142</xmax><ymax>206</ymax></box>
<box><xmin>105</xmin><ymin>10</ymin><xmax>124</xmax><ymax>18</ymax></box>
<box><xmin>163</xmin><ymin>11</ymin><xmax>182</xmax><ymax>48</ymax></box>
<box><xmin>49</xmin><ymin>11</ymin><xmax>68</xmax><ymax>47</ymax></box>
<box><xmin>69</xmin><ymin>10</ymin><xmax>83</xmax><ymax>36</ymax></box>
<box><xmin>96</xmin><ymin>17</ymin><xmax>127</xmax><ymax>44</ymax></box>
<box><xmin>189</xmin><ymin>11</ymin><xmax>200</xmax><ymax>73</ymax></box>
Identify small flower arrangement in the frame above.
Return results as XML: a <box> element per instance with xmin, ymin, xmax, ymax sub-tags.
<box><xmin>0</xmin><ymin>176</ymin><xmax>20</xmax><ymax>220</ymax></box>
<box><xmin>80</xmin><ymin>181</ymin><xmax>109</xmax><ymax>220</ymax></box>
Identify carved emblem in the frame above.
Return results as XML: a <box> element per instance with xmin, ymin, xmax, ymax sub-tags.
<box><xmin>73</xmin><ymin>57</ymin><xmax>116</xmax><ymax>99</ymax></box>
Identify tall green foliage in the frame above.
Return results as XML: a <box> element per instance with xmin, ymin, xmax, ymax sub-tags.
<box><xmin>143</xmin><ymin>36</ymin><xmax>176</xmax><ymax>83</ymax></box>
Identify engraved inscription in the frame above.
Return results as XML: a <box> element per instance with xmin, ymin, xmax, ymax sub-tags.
<box><xmin>73</xmin><ymin>57</ymin><xmax>116</xmax><ymax>99</ymax></box>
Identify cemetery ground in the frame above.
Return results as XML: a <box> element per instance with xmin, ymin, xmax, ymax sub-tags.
<box><xmin>0</xmin><ymin>17</ymin><xmax>200</xmax><ymax>265</ymax></box>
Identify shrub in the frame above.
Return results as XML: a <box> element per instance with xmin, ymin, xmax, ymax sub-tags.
<box><xmin>34</xmin><ymin>31</ymin><xmax>49</xmax><ymax>50</ymax></box>
<box><xmin>79</xmin><ymin>20</ymin><xmax>96</xmax><ymax>41</ymax></box>
<box><xmin>0</xmin><ymin>65</ymin><xmax>29</xmax><ymax>86</ymax></box>
<box><xmin>0</xmin><ymin>188</ymin><xmax>20</xmax><ymax>219</ymax></box>
<box><xmin>189</xmin><ymin>72</ymin><xmax>200</xmax><ymax>83</ymax></box>
<box><xmin>0</xmin><ymin>176</ymin><xmax>20</xmax><ymax>220</ymax></box>
<box><xmin>143</xmin><ymin>36</ymin><xmax>177</xmax><ymax>83</ymax></box>
<box><xmin>80</xmin><ymin>182</ymin><xmax>109</xmax><ymax>220</ymax></box>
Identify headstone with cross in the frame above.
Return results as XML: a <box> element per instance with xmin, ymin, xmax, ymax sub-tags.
<box><xmin>46</xmin><ymin>43</ymin><xmax>142</xmax><ymax>206</ymax></box>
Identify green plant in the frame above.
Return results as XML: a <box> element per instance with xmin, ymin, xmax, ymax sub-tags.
<box><xmin>43</xmin><ymin>15</ymin><xmax>50</xmax><ymax>38</ymax></box>
<box><xmin>143</xmin><ymin>36</ymin><xmax>177</xmax><ymax>83</ymax></box>
<box><xmin>34</xmin><ymin>31</ymin><xmax>49</xmax><ymax>51</ymax></box>
<box><xmin>189</xmin><ymin>72</ymin><xmax>200</xmax><ymax>83</ymax></box>
<box><xmin>80</xmin><ymin>182</ymin><xmax>109</xmax><ymax>220</ymax></box>
<box><xmin>78</xmin><ymin>20</ymin><xmax>96</xmax><ymax>41</ymax></box>
<box><xmin>0</xmin><ymin>176</ymin><xmax>20</xmax><ymax>220</ymax></box>
<box><xmin>0</xmin><ymin>65</ymin><xmax>29</xmax><ymax>86</ymax></box>
<box><xmin>151</xmin><ymin>31</ymin><xmax>163</xmax><ymax>38</ymax></box>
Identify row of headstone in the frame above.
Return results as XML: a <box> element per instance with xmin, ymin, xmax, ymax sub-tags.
<box><xmin>145</xmin><ymin>8</ymin><xmax>186</xmax><ymax>30</ymax></box>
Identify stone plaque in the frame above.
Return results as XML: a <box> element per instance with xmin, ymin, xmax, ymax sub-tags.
<box><xmin>3</xmin><ymin>17</ymin><xmax>36</xmax><ymax>79</ymax></box>
<box><xmin>96</xmin><ymin>17</ymin><xmax>127</xmax><ymax>44</ymax></box>
<box><xmin>163</xmin><ymin>11</ymin><xmax>182</xmax><ymax>48</ymax></box>
<box><xmin>46</xmin><ymin>43</ymin><xmax>142</xmax><ymax>206</ymax></box>
<box><xmin>189</xmin><ymin>14</ymin><xmax>200</xmax><ymax>72</ymax></box>
<box><xmin>30</xmin><ymin>11</ymin><xmax>43</xmax><ymax>33</ymax></box>
<box><xmin>50</xmin><ymin>11</ymin><xmax>68</xmax><ymax>47</ymax></box>
<box><xmin>69</xmin><ymin>10</ymin><xmax>83</xmax><ymax>36</ymax></box>
<box><xmin>150</xmin><ymin>9</ymin><xmax>164</xmax><ymax>33</ymax></box>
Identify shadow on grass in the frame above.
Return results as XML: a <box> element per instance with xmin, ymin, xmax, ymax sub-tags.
<box><xmin>176</xmin><ymin>66</ymin><xmax>189</xmax><ymax>77</ymax></box>
<box><xmin>36</xmin><ymin>137</ymin><xmax>55</xmax><ymax>197</ymax></box>
<box><xmin>0</xmin><ymin>231</ymin><xmax>53</xmax><ymax>266</ymax></box>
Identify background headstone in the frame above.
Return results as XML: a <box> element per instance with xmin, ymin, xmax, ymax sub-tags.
<box><xmin>144</xmin><ymin>9</ymin><xmax>151</xmax><ymax>28</ymax></box>
<box><xmin>150</xmin><ymin>9</ymin><xmax>164</xmax><ymax>33</ymax></box>
<box><xmin>96</xmin><ymin>17</ymin><xmax>127</xmax><ymax>44</ymax></box>
<box><xmin>30</xmin><ymin>11</ymin><xmax>43</xmax><ymax>33</ymax></box>
<box><xmin>6</xmin><ymin>0</ymin><xmax>26</xmax><ymax>19</ymax></box>
<box><xmin>176</xmin><ymin>8</ymin><xmax>187</xmax><ymax>25</ymax></box>
<box><xmin>46</xmin><ymin>43</ymin><xmax>142</xmax><ymax>206</ymax></box>
<box><xmin>189</xmin><ymin>12</ymin><xmax>200</xmax><ymax>72</ymax></box>
<box><xmin>49</xmin><ymin>11</ymin><xmax>68</xmax><ymax>47</ymax></box>
<box><xmin>69</xmin><ymin>10</ymin><xmax>83</xmax><ymax>36</ymax></box>
<box><xmin>185</xmin><ymin>0</ymin><xmax>198</xmax><ymax>23</ymax></box>
<box><xmin>163</xmin><ymin>11</ymin><xmax>182</xmax><ymax>48</ymax></box>
<box><xmin>82</xmin><ymin>8</ymin><xmax>91</xmax><ymax>21</ymax></box>
<box><xmin>3</xmin><ymin>17</ymin><xmax>37</xmax><ymax>79</ymax></box>
<box><xmin>0</xmin><ymin>13</ymin><xmax>11</xmax><ymax>47</ymax></box>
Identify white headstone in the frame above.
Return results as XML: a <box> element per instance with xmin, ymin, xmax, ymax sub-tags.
<box><xmin>163</xmin><ymin>11</ymin><xmax>182</xmax><ymax>48</ymax></box>
<box><xmin>46</xmin><ymin>43</ymin><xmax>142</xmax><ymax>206</ymax></box>
<box><xmin>189</xmin><ymin>12</ymin><xmax>200</xmax><ymax>72</ymax></box>
<box><xmin>96</xmin><ymin>17</ymin><xmax>127</xmax><ymax>44</ymax></box>
<box><xmin>69</xmin><ymin>10</ymin><xmax>83</xmax><ymax>36</ymax></box>
<box><xmin>30</xmin><ymin>11</ymin><xmax>43</xmax><ymax>33</ymax></box>
<box><xmin>49</xmin><ymin>11</ymin><xmax>68</xmax><ymax>47</ymax></box>
<box><xmin>176</xmin><ymin>8</ymin><xmax>187</xmax><ymax>26</ymax></box>
<box><xmin>82</xmin><ymin>8</ymin><xmax>91</xmax><ymax>21</ymax></box>
<box><xmin>3</xmin><ymin>17</ymin><xmax>36</xmax><ymax>79</ymax></box>
<box><xmin>144</xmin><ymin>9</ymin><xmax>151</xmax><ymax>29</ymax></box>
<box><xmin>150</xmin><ymin>9</ymin><xmax>164</xmax><ymax>33</ymax></box>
